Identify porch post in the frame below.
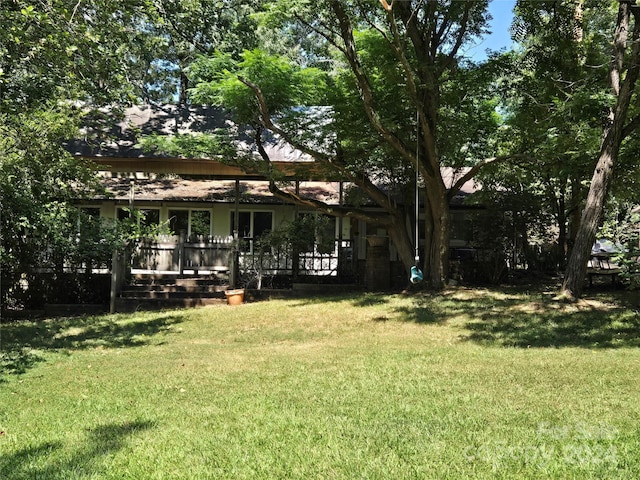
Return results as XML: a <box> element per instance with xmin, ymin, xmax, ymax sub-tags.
<box><xmin>230</xmin><ymin>179</ymin><xmax>240</xmax><ymax>288</ymax></box>
<box><xmin>292</xmin><ymin>181</ymin><xmax>300</xmax><ymax>281</ymax></box>
<box><xmin>109</xmin><ymin>249</ymin><xmax>124</xmax><ymax>314</ymax></box>
<box><xmin>178</xmin><ymin>230</ymin><xmax>186</xmax><ymax>276</ymax></box>
<box><xmin>338</xmin><ymin>181</ymin><xmax>344</xmax><ymax>279</ymax></box>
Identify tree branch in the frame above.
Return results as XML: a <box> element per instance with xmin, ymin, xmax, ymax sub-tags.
<box><xmin>622</xmin><ymin>113</ymin><xmax>640</xmax><ymax>138</ymax></box>
<box><xmin>254</xmin><ymin>128</ymin><xmax>394</xmax><ymax>226</ymax></box>
<box><xmin>292</xmin><ymin>12</ymin><xmax>347</xmax><ymax>56</ymax></box>
<box><xmin>436</xmin><ymin>3</ymin><xmax>471</xmax><ymax>76</ymax></box>
<box><xmin>237</xmin><ymin>75</ymin><xmax>334</xmax><ymax>165</ymax></box>
<box><xmin>329</xmin><ymin>0</ymin><xmax>416</xmax><ymax>167</ymax></box>
<box><xmin>447</xmin><ymin>154</ymin><xmax>534</xmax><ymax>200</ymax></box>
<box><xmin>240</xmin><ymin>76</ymin><xmax>401</xmax><ymax>215</ymax></box>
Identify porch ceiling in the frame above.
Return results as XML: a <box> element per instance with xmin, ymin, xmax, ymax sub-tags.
<box><xmin>88</xmin><ymin>156</ymin><xmax>337</xmax><ymax>181</ymax></box>
<box><xmin>99</xmin><ymin>176</ymin><xmax>344</xmax><ymax>205</ymax></box>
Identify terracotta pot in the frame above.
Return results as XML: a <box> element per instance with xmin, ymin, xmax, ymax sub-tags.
<box><xmin>225</xmin><ymin>289</ymin><xmax>245</xmax><ymax>305</ymax></box>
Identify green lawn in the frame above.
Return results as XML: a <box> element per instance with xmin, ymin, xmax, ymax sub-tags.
<box><xmin>2</xmin><ymin>286</ymin><xmax>640</xmax><ymax>479</ymax></box>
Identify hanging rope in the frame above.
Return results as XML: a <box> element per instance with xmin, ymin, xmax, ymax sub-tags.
<box><xmin>410</xmin><ymin>109</ymin><xmax>424</xmax><ymax>284</ymax></box>
<box><xmin>414</xmin><ymin>126</ymin><xmax>420</xmax><ymax>262</ymax></box>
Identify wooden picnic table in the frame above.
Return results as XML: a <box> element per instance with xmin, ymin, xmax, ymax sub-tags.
<box><xmin>587</xmin><ymin>251</ymin><xmax>621</xmax><ymax>286</ymax></box>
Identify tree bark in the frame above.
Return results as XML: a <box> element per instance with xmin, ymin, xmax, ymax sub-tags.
<box><xmin>560</xmin><ymin>2</ymin><xmax>640</xmax><ymax>299</ymax></box>
<box><xmin>424</xmin><ymin>176</ymin><xmax>450</xmax><ymax>288</ymax></box>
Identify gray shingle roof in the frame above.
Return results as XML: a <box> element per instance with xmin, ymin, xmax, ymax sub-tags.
<box><xmin>66</xmin><ymin>104</ymin><xmax>314</xmax><ymax>163</ymax></box>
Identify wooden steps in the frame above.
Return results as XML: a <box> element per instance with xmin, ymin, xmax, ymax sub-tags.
<box><xmin>116</xmin><ymin>275</ymin><xmax>228</xmax><ymax>312</ymax></box>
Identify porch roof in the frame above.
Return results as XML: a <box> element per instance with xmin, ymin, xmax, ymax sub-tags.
<box><xmin>69</xmin><ymin>104</ymin><xmax>481</xmax><ymax>204</ymax></box>
<box><xmin>100</xmin><ymin>175</ymin><xmax>344</xmax><ymax>205</ymax></box>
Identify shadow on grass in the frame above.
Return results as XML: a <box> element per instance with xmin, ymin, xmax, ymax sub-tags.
<box><xmin>0</xmin><ymin>312</ymin><xmax>185</xmax><ymax>381</ymax></box>
<box><xmin>449</xmin><ymin>287</ymin><xmax>640</xmax><ymax>348</ymax></box>
<box><xmin>462</xmin><ymin>303</ymin><xmax>640</xmax><ymax>348</ymax></box>
<box><xmin>386</xmin><ymin>286</ymin><xmax>640</xmax><ymax>348</ymax></box>
<box><xmin>284</xmin><ymin>292</ymin><xmax>392</xmax><ymax>308</ymax></box>
<box><xmin>0</xmin><ymin>419</ymin><xmax>156</xmax><ymax>479</ymax></box>
<box><xmin>392</xmin><ymin>298</ymin><xmax>445</xmax><ymax>324</ymax></box>
<box><xmin>352</xmin><ymin>294</ymin><xmax>391</xmax><ymax>307</ymax></box>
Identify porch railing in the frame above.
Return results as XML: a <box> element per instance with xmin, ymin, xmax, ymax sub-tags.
<box><xmin>238</xmin><ymin>239</ymin><xmax>355</xmax><ymax>278</ymax></box>
<box><xmin>132</xmin><ymin>235</ymin><xmax>234</xmax><ymax>274</ymax></box>
<box><xmin>132</xmin><ymin>236</ymin><xmax>356</xmax><ymax>280</ymax></box>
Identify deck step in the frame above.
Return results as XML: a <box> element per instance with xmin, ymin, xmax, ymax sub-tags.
<box><xmin>120</xmin><ymin>290</ymin><xmax>226</xmax><ymax>300</ymax></box>
<box><xmin>123</xmin><ymin>284</ymin><xmax>228</xmax><ymax>294</ymax></box>
<box><xmin>114</xmin><ymin>297</ymin><xmax>225</xmax><ymax>312</ymax></box>
<box><xmin>118</xmin><ymin>275</ymin><xmax>230</xmax><ymax>312</ymax></box>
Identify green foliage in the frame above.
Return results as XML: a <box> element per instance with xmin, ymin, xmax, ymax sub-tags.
<box><xmin>439</xmin><ymin>62</ymin><xmax>503</xmax><ymax>167</ymax></box>
<box><xmin>0</xmin><ymin>0</ymin><xmax>157</xmax><ymax>111</ymax></box>
<box><xmin>250</xmin><ymin>214</ymin><xmax>334</xmax><ymax>259</ymax></box>
<box><xmin>476</xmin><ymin>1</ymin><xmax>622</xmax><ymax>272</ymax></box>
<box><xmin>0</xmin><ymin>107</ymin><xmax>170</xmax><ymax>307</ymax></box>
<box><xmin>0</xmin><ymin>106</ymin><xmax>99</xmax><ymax>268</ymax></box>
<box><xmin>138</xmin><ymin>132</ymin><xmax>237</xmax><ymax>159</ymax></box>
<box><xmin>189</xmin><ymin>49</ymin><xmax>330</xmax><ymax>124</ymax></box>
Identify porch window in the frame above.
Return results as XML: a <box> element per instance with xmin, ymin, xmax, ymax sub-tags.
<box><xmin>297</xmin><ymin>213</ymin><xmax>336</xmax><ymax>254</ymax></box>
<box><xmin>169</xmin><ymin>209</ymin><xmax>211</xmax><ymax>238</ymax></box>
<box><xmin>230</xmin><ymin>211</ymin><xmax>273</xmax><ymax>252</ymax></box>
<box><xmin>117</xmin><ymin>207</ymin><xmax>160</xmax><ymax>228</ymax></box>
<box><xmin>169</xmin><ymin>210</ymin><xmax>189</xmax><ymax>235</ymax></box>
<box><xmin>80</xmin><ymin>207</ymin><xmax>101</xmax><ymax>218</ymax></box>
<box><xmin>191</xmin><ymin>210</ymin><xmax>211</xmax><ymax>237</ymax></box>
<box><xmin>316</xmin><ymin>215</ymin><xmax>336</xmax><ymax>254</ymax></box>
<box><xmin>451</xmin><ymin>211</ymin><xmax>473</xmax><ymax>244</ymax></box>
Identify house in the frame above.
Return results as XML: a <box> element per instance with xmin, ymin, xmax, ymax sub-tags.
<box><xmin>68</xmin><ymin>104</ymin><xmax>485</xmax><ymax>304</ymax></box>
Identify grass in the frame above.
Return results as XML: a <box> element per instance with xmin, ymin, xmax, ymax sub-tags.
<box><xmin>2</xmin><ymin>285</ymin><xmax>640</xmax><ymax>478</ymax></box>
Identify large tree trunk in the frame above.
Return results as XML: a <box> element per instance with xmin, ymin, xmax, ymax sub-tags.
<box><xmin>423</xmin><ymin>178</ymin><xmax>450</xmax><ymax>289</ymax></box>
<box><xmin>561</xmin><ymin>2</ymin><xmax>640</xmax><ymax>299</ymax></box>
<box><xmin>388</xmin><ymin>214</ymin><xmax>417</xmax><ymax>276</ymax></box>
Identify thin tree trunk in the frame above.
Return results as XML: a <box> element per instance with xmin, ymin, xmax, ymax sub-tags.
<box><xmin>557</xmin><ymin>187</ymin><xmax>567</xmax><ymax>270</ymax></box>
<box><xmin>561</xmin><ymin>146</ymin><xmax>616</xmax><ymax>298</ymax></box>
<box><xmin>560</xmin><ymin>2</ymin><xmax>640</xmax><ymax>299</ymax></box>
<box><xmin>568</xmin><ymin>175</ymin><xmax>583</xmax><ymax>248</ymax></box>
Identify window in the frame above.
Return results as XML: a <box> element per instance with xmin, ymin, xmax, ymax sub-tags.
<box><xmin>233</xmin><ymin>211</ymin><xmax>251</xmax><ymax>239</ymax></box>
<box><xmin>191</xmin><ymin>210</ymin><xmax>211</xmax><ymax>237</ymax></box>
<box><xmin>169</xmin><ymin>209</ymin><xmax>211</xmax><ymax>238</ymax></box>
<box><xmin>230</xmin><ymin>211</ymin><xmax>273</xmax><ymax>251</ymax></box>
<box><xmin>316</xmin><ymin>215</ymin><xmax>336</xmax><ymax>254</ymax></box>
<box><xmin>141</xmin><ymin>209</ymin><xmax>160</xmax><ymax>227</ymax></box>
<box><xmin>169</xmin><ymin>210</ymin><xmax>189</xmax><ymax>235</ymax></box>
<box><xmin>81</xmin><ymin>207</ymin><xmax>101</xmax><ymax>218</ymax></box>
<box><xmin>117</xmin><ymin>207</ymin><xmax>160</xmax><ymax>227</ymax></box>
<box><xmin>297</xmin><ymin>213</ymin><xmax>336</xmax><ymax>254</ymax></box>
<box><xmin>253</xmin><ymin>212</ymin><xmax>273</xmax><ymax>239</ymax></box>
<box><xmin>450</xmin><ymin>211</ymin><xmax>473</xmax><ymax>243</ymax></box>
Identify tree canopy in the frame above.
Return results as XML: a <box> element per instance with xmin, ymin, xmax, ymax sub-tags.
<box><xmin>2</xmin><ymin>0</ymin><xmax>640</xmax><ymax>303</ymax></box>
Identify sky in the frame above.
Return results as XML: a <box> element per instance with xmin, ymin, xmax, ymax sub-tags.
<box><xmin>464</xmin><ymin>0</ymin><xmax>518</xmax><ymax>61</ymax></box>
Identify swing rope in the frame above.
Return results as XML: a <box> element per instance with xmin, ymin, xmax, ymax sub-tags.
<box><xmin>414</xmin><ymin>128</ymin><xmax>420</xmax><ymax>264</ymax></box>
<box><xmin>410</xmin><ymin>110</ymin><xmax>424</xmax><ymax>284</ymax></box>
